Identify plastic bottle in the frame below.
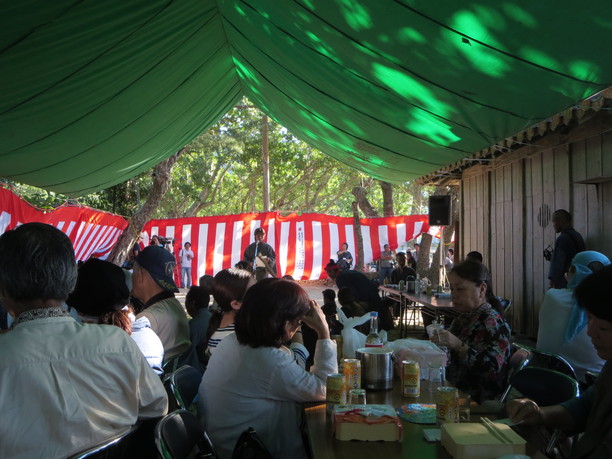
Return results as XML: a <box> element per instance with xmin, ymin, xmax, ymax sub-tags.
<box><xmin>365</xmin><ymin>312</ymin><xmax>384</xmax><ymax>347</ymax></box>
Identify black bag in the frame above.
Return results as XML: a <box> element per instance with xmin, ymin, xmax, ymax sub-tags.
<box><xmin>231</xmin><ymin>427</ymin><xmax>273</xmax><ymax>459</ymax></box>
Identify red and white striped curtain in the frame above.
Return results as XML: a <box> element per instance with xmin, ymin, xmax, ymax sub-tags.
<box><xmin>145</xmin><ymin>212</ymin><xmax>430</xmax><ymax>282</ymax></box>
<box><xmin>0</xmin><ymin>186</ymin><xmax>127</xmax><ymax>261</ymax></box>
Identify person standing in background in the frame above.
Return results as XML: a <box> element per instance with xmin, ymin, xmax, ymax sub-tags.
<box><xmin>179</xmin><ymin>242</ymin><xmax>194</xmax><ymax>288</ymax></box>
<box><xmin>548</xmin><ymin>209</ymin><xmax>585</xmax><ymax>289</ymax></box>
<box><xmin>378</xmin><ymin>243</ymin><xmax>394</xmax><ymax>283</ymax></box>
<box><xmin>444</xmin><ymin>248</ymin><xmax>454</xmax><ymax>271</ymax></box>
<box><xmin>413</xmin><ymin>243</ymin><xmax>420</xmax><ymax>262</ymax></box>
<box><xmin>243</xmin><ymin>227</ymin><xmax>277</xmax><ymax>281</ymax></box>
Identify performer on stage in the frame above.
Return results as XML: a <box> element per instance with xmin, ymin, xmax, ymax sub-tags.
<box><xmin>243</xmin><ymin>227</ymin><xmax>277</xmax><ymax>281</ymax></box>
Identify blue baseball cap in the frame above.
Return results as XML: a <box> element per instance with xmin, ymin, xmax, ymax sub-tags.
<box><xmin>135</xmin><ymin>246</ymin><xmax>179</xmax><ymax>293</ymax></box>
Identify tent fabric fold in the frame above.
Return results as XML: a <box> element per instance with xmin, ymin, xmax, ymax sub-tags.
<box><xmin>1</xmin><ymin>0</ymin><xmax>611</xmax><ymax>195</ymax></box>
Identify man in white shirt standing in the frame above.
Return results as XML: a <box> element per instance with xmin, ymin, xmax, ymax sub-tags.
<box><xmin>0</xmin><ymin>223</ymin><xmax>168</xmax><ymax>459</ymax></box>
<box><xmin>180</xmin><ymin>241</ymin><xmax>194</xmax><ymax>288</ymax></box>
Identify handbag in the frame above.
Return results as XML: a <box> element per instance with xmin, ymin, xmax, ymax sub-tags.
<box><xmin>231</xmin><ymin>427</ymin><xmax>273</xmax><ymax>459</ymax></box>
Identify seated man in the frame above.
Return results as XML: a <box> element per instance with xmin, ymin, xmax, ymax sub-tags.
<box><xmin>507</xmin><ymin>264</ymin><xmax>612</xmax><ymax>458</ymax></box>
<box><xmin>133</xmin><ymin>245</ymin><xmax>191</xmax><ymax>361</ymax></box>
<box><xmin>390</xmin><ymin>252</ymin><xmax>417</xmax><ymax>284</ymax></box>
<box><xmin>0</xmin><ymin>223</ymin><xmax>167</xmax><ymax>458</ymax></box>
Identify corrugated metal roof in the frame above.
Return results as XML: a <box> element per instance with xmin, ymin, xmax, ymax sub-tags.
<box><xmin>416</xmin><ymin>88</ymin><xmax>612</xmax><ymax>186</ymax></box>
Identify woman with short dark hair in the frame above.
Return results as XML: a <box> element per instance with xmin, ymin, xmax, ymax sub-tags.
<box><xmin>431</xmin><ymin>260</ymin><xmax>511</xmax><ymax>402</ymax></box>
<box><xmin>198</xmin><ymin>279</ymin><xmax>336</xmax><ymax>459</ymax></box>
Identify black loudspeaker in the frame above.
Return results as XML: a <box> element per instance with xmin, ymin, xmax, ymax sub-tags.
<box><xmin>428</xmin><ymin>196</ymin><xmax>451</xmax><ymax>226</ymax></box>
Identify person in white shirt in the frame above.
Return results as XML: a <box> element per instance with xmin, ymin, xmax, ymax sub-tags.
<box><xmin>66</xmin><ymin>258</ymin><xmax>165</xmax><ymax>376</ymax></box>
<box><xmin>198</xmin><ymin>278</ymin><xmax>337</xmax><ymax>459</ymax></box>
<box><xmin>537</xmin><ymin>250</ymin><xmax>610</xmax><ymax>383</ymax></box>
<box><xmin>180</xmin><ymin>241</ymin><xmax>195</xmax><ymax>288</ymax></box>
<box><xmin>0</xmin><ymin>223</ymin><xmax>167</xmax><ymax>459</ymax></box>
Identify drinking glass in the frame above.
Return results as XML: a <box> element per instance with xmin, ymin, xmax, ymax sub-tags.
<box><xmin>349</xmin><ymin>388</ymin><xmax>367</xmax><ymax>405</ymax></box>
<box><xmin>427</xmin><ymin>363</ymin><xmax>444</xmax><ymax>403</ymax></box>
<box><xmin>458</xmin><ymin>392</ymin><xmax>471</xmax><ymax>422</ymax></box>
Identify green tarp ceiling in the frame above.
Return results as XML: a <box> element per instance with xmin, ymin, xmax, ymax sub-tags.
<box><xmin>2</xmin><ymin>1</ymin><xmax>611</xmax><ymax>195</ymax></box>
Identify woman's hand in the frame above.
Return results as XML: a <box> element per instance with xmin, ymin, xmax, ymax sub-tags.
<box><xmin>506</xmin><ymin>398</ymin><xmax>544</xmax><ymax>426</ymax></box>
<box><xmin>430</xmin><ymin>329</ymin><xmax>462</xmax><ymax>352</ymax></box>
<box><xmin>302</xmin><ymin>300</ymin><xmax>331</xmax><ymax>340</ymax></box>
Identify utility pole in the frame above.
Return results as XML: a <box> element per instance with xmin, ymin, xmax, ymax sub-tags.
<box><xmin>235</xmin><ymin>105</ymin><xmax>270</xmax><ymax>212</ymax></box>
<box><xmin>262</xmin><ymin>115</ymin><xmax>270</xmax><ymax>211</ymax></box>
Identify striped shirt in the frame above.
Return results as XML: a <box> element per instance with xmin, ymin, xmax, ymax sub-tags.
<box><xmin>206</xmin><ymin>324</ymin><xmax>236</xmax><ymax>357</ymax></box>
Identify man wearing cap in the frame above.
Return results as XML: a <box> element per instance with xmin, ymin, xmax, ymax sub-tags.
<box><xmin>133</xmin><ymin>245</ymin><xmax>191</xmax><ymax>361</ymax></box>
<box><xmin>243</xmin><ymin>227</ymin><xmax>277</xmax><ymax>281</ymax></box>
<box><xmin>0</xmin><ymin>223</ymin><xmax>168</xmax><ymax>458</ymax></box>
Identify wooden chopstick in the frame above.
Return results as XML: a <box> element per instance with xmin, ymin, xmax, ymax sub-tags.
<box><xmin>481</xmin><ymin>417</ymin><xmax>514</xmax><ymax>444</ymax></box>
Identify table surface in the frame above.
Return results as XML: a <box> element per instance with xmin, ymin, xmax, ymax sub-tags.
<box><xmin>402</xmin><ymin>292</ymin><xmax>454</xmax><ymax>309</ymax></box>
<box><xmin>304</xmin><ymin>382</ymin><xmax>545</xmax><ymax>459</ymax></box>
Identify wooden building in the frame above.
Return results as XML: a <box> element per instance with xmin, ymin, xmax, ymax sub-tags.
<box><xmin>418</xmin><ymin>90</ymin><xmax>612</xmax><ymax>337</ymax></box>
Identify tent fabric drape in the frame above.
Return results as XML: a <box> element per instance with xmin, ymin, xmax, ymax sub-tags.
<box><xmin>2</xmin><ymin>1</ymin><xmax>611</xmax><ymax>194</ymax></box>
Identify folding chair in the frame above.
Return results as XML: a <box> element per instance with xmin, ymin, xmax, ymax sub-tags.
<box><xmin>508</xmin><ymin>367</ymin><xmax>580</xmax><ymax>458</ymax></box>
<box><xmin>68</xmin><ymin>424</ymin><xmax>140</xmax><ymax>459</ymax></box>
<box><xmin>155</xmin><ymin>410</ymin><xmax>217</xmax><ymax>459</ymax></box>
<box><xmin>514</xmin><ymin>344</ymin><xmax>578</xmax><ymax>381</ymax></box>
<box><xmin>499</xmin><ymin>345</ymin><xmax>532</xmax><ymax>403</ymax></box>
<box><xmin>170</xmin><ymin>365</ymin><xmax>202</xmax><ymax>411</ymax></box>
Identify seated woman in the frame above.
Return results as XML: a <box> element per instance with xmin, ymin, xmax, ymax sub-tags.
<box><xmin>336</xmin><ymin>242</ymin><xmax>353</xmax><ymax>270</ymax></box>
<box><xmin>537</xmin><ymin>251</ymin><xmax>610</xmax><ymax>383</ymax></box>
<box><xmin>199</xmin><ymin>268</ymin><xmax>254</xmax><ymax>361</ymax></box>
<box><xmin>508</xmin><ymin>265</ymin><xmax>612</xmax><ymax>458</ymax></box>
<box><xmin>198</xmin><ymin>279</ymin><xmax>337</xmax><ymax>459</ymax></box>
<box><xmin>431</xmin><ymin>260</ymin><xmax>511</xmax><ymax>402</ymax></box>
<box><xmin>67</xmin><ymin>258</ymin><xmax>164</xmax><ymax>375</ymax></box>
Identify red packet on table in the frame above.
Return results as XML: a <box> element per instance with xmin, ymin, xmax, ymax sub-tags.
<box><xmin>332</xmin><ymin>404</ymin><xmax>403</xmax><ymax>442</ymax></box>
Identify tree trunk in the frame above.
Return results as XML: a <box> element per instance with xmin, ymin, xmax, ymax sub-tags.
<box><xmin>107</xmin><ymin>150</ymin><xmax>183</xmax><ymax>266</ymax></box>
<box><xmin>379</xmin><ymin>181</ymin><xmax>394</xmax><ymax>217</ymax></box>
<box><xmin>351</xmin><ymin>186</ymin><xmax>379</xmax><ymax>217</ymax></box>
<box><xmin>417</xmin><ymin>232</ymin><xmax>440</xmax><ymax>287</ymax></box>
<box><xmin>410</xmin><ymin>181</ymin><xmax>423</xmax><ymax>215</ymax></box>
<box><xmin>351</xmin><ymin>201</ymin><xmax>365</xmax><ymax>272</ymax></box>
<box><xmin>262</xmin><ymin>115</ymin><xmax>270</xmax><ymax>211</ymax></box>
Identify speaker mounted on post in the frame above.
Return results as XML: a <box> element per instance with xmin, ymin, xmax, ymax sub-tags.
<box><xmin>428</xmin><ymin>196</ymin><xmax>451</xmax><ymax>226</ymax></box>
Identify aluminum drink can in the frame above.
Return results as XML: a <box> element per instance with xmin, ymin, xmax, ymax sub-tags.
<box><xmin>326</xmin><ymin>373</ymin><xmax>346</xmax><ymax>414</ymax></box>
<box><xmin>343</xmin><ymin>359</ymin><xmax>361</xmax><ymax>390</ymax></box>
<box><xmin>401</xmin><ymin>360</ymin><xmax>420</xmax><ymax>397</ymax></box>
<box><xmin>436</xmin><ymin>386</ymin><xmax>459</xmax><ymax>424</ymax></box>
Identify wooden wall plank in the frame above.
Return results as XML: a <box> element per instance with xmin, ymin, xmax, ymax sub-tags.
<box><xmin>457</xmin><ymin>115</ymin><xmax>612</xmax><ymax>337</ymax></box>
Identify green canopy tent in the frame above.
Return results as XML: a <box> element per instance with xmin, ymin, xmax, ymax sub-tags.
<box><xmin>2</xmin><ymin>0</ymin><xmax>611</xmax><ymax>195</ymax></box>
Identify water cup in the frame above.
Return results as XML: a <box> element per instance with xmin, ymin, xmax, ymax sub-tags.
<box><xmin>458</xmin><ymin>392</ymin><xmax>471</xmax><ymax>422</ymax></box>
<box><xmin>349</xmin><ymin>388</ymin><xmax>367</xmax><ymax>405</ymax></box>
<box><xmin>427</xmin><ymin>363</ymin><xmax>444</xmax><ymax>403</ymax></box>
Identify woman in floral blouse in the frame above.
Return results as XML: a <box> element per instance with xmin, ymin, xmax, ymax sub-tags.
<box><xmin>432</xmin><ymin>260</ymin><xmax>511</xmax><ymax>402</ymax></box>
